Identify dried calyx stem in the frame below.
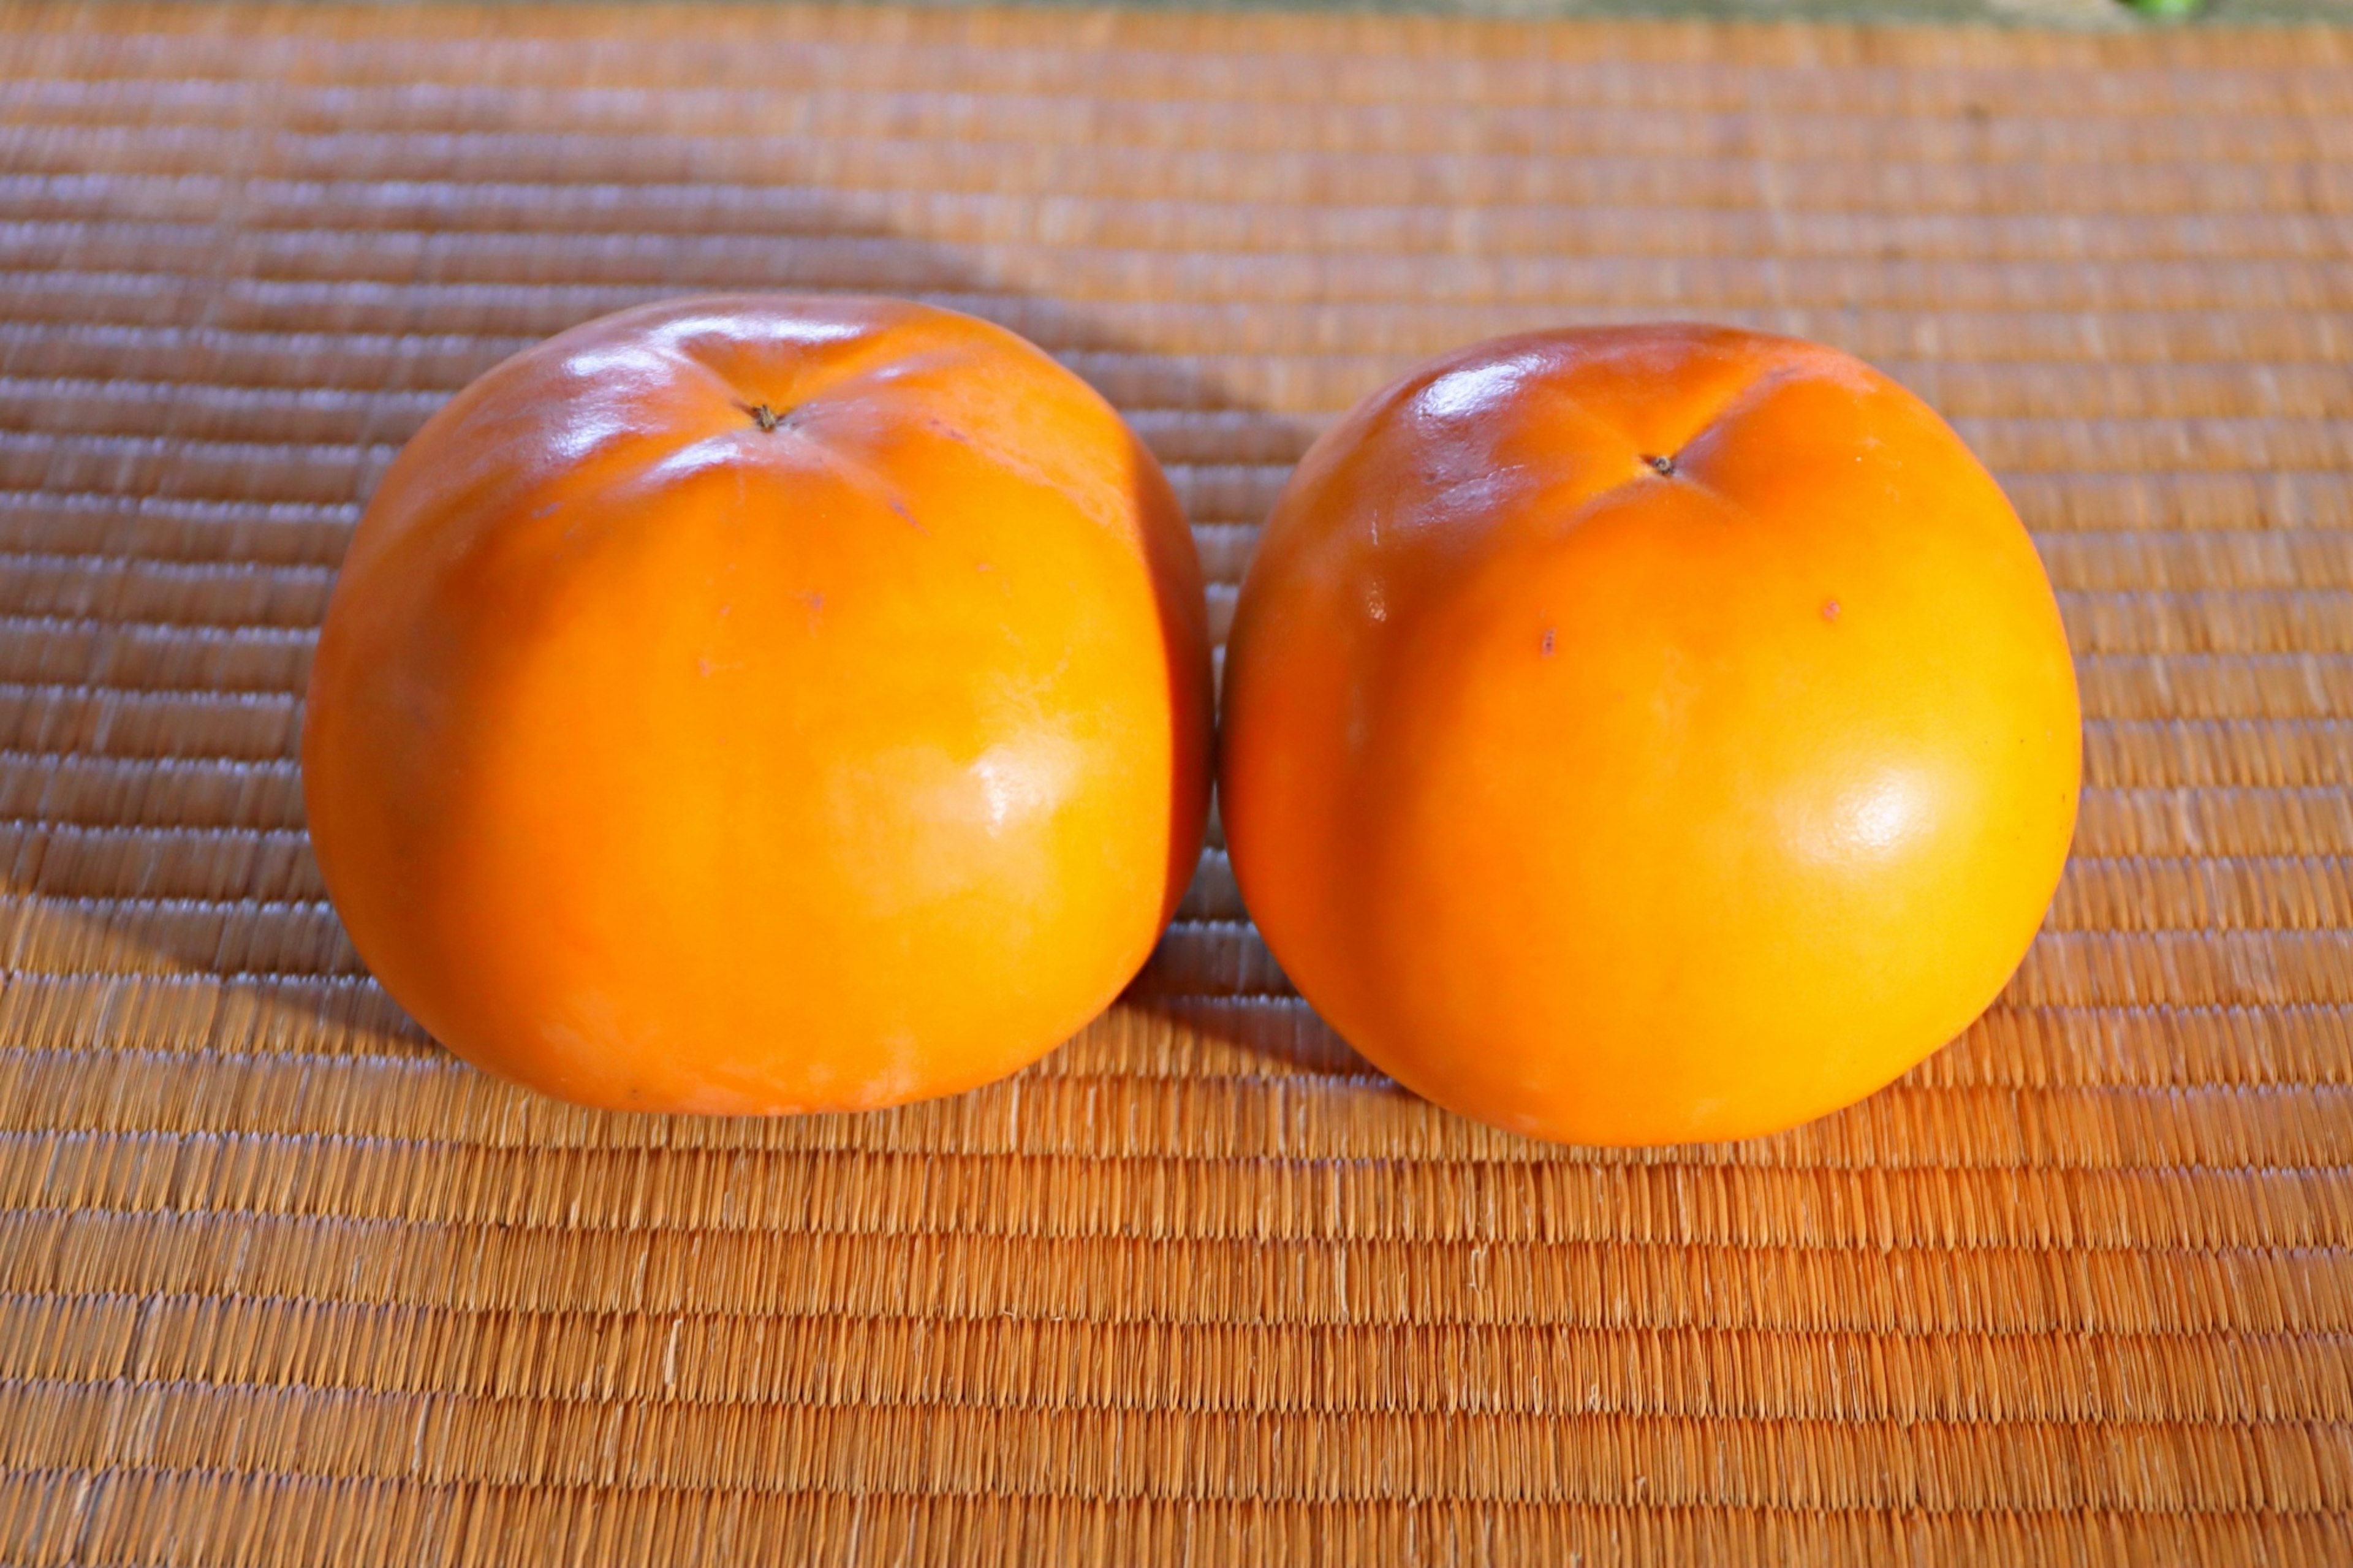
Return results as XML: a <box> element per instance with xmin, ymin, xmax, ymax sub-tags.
<box><xmin>749</xmin><ymin>403</ymin><xmax>782</xmax><ymax>432</ymax></box>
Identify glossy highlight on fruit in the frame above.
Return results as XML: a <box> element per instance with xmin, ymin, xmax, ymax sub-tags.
<box><xmin>1220</xmin><ymin>325</ymin><xmax>2080</xmax><ymax>1146</ymax></box>
<box><xmin>304</xmin><ymin>295</ymin><xmax>1213</xmax><ymax>1115</ymax></box>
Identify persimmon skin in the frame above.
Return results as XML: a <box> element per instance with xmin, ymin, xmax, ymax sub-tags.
<box><xmin>303</xmin><ymin>295</ymin><xmax>1211</xmax><ymax>1115</ymax></box>
<box><xmin>1221</xmin><ymin>325</ymin><xmax>2080</xmax><ymax>1146</ymax></box>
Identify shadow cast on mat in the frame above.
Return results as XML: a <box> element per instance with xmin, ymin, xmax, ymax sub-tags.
<box><xmin>0</xmin><ymin>6</ymin><xmax>2351</xmax><ymax>1567</ymax></box>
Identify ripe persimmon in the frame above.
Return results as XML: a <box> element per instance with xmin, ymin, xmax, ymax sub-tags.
<box><xmin>304</xmin><ymin>295</ymin><xmax>1212</xmax><ymax>1115</ymax></box>
<box><xmin>1221</xmin><ymin>325</ymin><xmax>2080</xmax><ymax>1145</ymax></box>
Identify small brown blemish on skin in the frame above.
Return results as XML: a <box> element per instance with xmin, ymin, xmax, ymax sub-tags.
<box><xmin>1821</xmin><ymin>599</ymin><xmax>1842</xmax><ymax>623</ymax></box>
<box><xmin>1645</xmin><ymin>454</ymin><xmax>1677</xmax><ymax>477</ymax></box>
<box><xmin>1540</xmin><ymin>627</ymin><xmax>1556</xmax><ymax>657</ymax></box>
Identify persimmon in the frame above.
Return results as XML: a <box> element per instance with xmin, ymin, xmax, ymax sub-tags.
<box><xmin>1221</xmin><ymin>325</ymin><xmax>2080</xmax><ymax>1145</ymax></box>
<box><xmin>303</xmin><ymin>295</ymin><xmax>1212</xmax><ymax>1115</ymax></box>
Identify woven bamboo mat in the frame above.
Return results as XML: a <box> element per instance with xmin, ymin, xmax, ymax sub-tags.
<box><xmin>1</xmin><ymin>4</ymin><xmax>2351</xmax><ymax>1564</ymax></box>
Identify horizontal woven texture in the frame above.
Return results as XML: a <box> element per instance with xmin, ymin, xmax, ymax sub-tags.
<box><xmin>2</xmin><ymin>5</ymin><xmax>2352</xmax><ymax>1564</ymax></box>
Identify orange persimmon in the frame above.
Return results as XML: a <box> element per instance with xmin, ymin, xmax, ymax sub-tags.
<box><xmin>303</xmin><ymin>295</ymin><xmax>1212</xmax><ymax>1115</ymax></box>
<box><xmin>1220</xmin><ymin>325</ymin><xmax>2080</xmax><ymax>1145</ymax></box>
